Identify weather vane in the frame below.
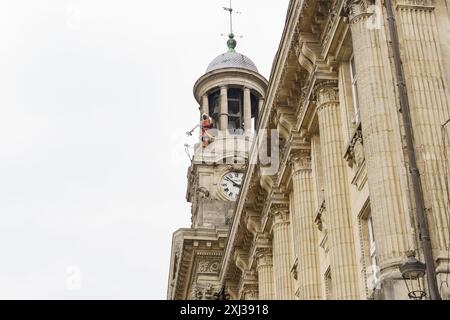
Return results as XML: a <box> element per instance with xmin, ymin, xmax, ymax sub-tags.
<box><xmin>222</xmin><ymin>0</ymin><xmax>242</xmax><ymax>52</ymax></box>
<box><xmin>223</xmin><ymin>0</ymin><xmax>235</xmax><ymax>34</ymax></box>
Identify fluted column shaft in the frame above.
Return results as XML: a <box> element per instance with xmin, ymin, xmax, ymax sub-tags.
<box><xmin>272</xmin><ymin>207</ymin><xmax>295</xmax><ymax>299</ymax></box>
<box><xmin>256</xmin><ymin>251</ymin><xmax>275</xmax><ymax>300</ymax></box>
<box><xmin>395</xmin><ymin>0</ymin><xmax>450</xmax><ymax>259</ymax></box>
<box><xmin>290</xmin><ymin>152</ymin><xmax>322</xmax><ymax>299</ymax></box>
<box><xmin>347</xmin><ymin>1</ymin><xmax>411</xmax><ymax>269</ymax></box>
<box><xmin>220</xmin><ymin>86</ymin><xmax>228</xmax><ymax>132</ymax></box>
<box><xmin>315</xmin><ymin>80</ymin><xmax>359</xmax><ymax>299</ymax></box>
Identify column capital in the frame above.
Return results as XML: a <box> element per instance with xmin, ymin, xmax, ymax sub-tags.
<box><xmin>270</xmin><ymin>203</ymin><xmax>290</xmax><ymax>226</ymax></box>
<box><xmin>289</xmin><ymin>149</ymin><xmax>312</xmax><ymax>175</ymax></box>
<box><xmin>256</xmin><ymin>248</ymin><xmax>273</xmax><ymax>269</ymax></box>
<box><xmin>344</xmin><ymin>0</ymin><xmax>376</xmax><ymax>23</ymax></box>
<box><xmin>314</xmin><ymin>80</ymin><xmax>339</xmax><ymax>111</ymax></box>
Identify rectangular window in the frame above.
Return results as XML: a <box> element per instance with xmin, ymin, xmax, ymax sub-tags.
<box><xmin>360</xmin><ymin>213</ymin><xmax>380</xmax><ymax>299</ymax></box>
<box><xmin>208</xmin><ymin>91</ymin><xmax>220</xmax><ymax>129</ymax></box>
<box><xmin>367</xmin><ymin>216</ymin><xmax>380</xmax><ymax>290</ymax></box>
<box><xmin>228</xmin><ymin>88</ymin><xmax>243</xmax><ymax>134</ymax></box>
<box><xmin>349</xmin><ymin>55</ymin><xmax>361</xmax><ymax>125</ymax></box>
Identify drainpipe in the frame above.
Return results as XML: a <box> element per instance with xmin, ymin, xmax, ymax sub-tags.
<box><xmin>384</xmin><ymin>0</ymin><xmax>441</xmax><ymax>300</ymax></box>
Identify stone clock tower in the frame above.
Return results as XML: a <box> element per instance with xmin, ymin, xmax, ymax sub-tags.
<box><xmin>167</xmin><ymin>34</ymin><xmax>268</xmax><ymax>300</ymax></box>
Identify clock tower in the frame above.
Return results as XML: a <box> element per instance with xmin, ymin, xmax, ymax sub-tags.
<box><xmin>168</xmin><ymin>33</ymin><xmax>268</xmax><ymax>300</ymax></box>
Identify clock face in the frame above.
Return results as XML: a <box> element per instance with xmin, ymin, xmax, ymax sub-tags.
<box><xmin>220</xmin><ymin>172</ymin><xmax>244</xmax><ymax>201</ymax></box>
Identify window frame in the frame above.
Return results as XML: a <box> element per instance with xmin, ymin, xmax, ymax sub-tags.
<box><xmin>349</xmin><ymin>55</ymin><xmax>361</xmax><ymax>125</ymax></box>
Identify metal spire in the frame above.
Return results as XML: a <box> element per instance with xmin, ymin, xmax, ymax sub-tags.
<box><xmin>223</xmin><ymin>0</ymin><xmax>238</xmax><ymax>52</ymax></box>
<box><xmin>223</xmin><ymin>0</ymin><xmax>234</xmax><ymax>34</ymax></box>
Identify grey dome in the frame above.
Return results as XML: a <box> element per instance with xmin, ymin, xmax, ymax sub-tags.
<box><xmin>206</xmin><ymin>51</ymin><xmax>259</xmax><ymax>73</ymax></box>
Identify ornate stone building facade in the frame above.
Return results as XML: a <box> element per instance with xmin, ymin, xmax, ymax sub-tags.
<box><xmin>168</xmin><ymin>0</ymin><xmax>450</xmax><ymax>300</ymax></box>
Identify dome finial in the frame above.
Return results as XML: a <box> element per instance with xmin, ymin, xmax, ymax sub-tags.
<box><xmin>223</xmin><ymin>1</ymin><xmax>238</xmax><ymax>52</ymax></box>
<box><xmin>227</xmin><ymin>33</ymin><xmax>237</xmax><ymax>52</ymax></box>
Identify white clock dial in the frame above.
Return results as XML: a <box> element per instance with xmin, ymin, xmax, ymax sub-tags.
<box><xmin>220</xmin><ymin>172</ymin><xmax>244</xmax><ymax>201</ymax></box>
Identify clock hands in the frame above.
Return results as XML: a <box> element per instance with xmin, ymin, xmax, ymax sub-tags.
<box><xmin>225</xmin><ymin>177</ymin><xmax>241</xmax><ymax>188</ymax></box>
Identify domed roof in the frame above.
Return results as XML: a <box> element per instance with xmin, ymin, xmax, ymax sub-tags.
<box><xmin>206</xmin><ymin>51</ymin><xmax>259</xmax><ymax>73</ymax></box>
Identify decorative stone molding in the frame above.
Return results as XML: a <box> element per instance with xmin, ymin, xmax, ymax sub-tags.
<box><xmin>322</xmin><ymin>0</ymin><xmax>345</xmax><ymax>50</ymax></box>
<box><xmin>344</xmin><ymin>126</ymin><xmax>368</xmax><ymax>190</ymax></box>
<box><xmin>213</xmin><ymin>286</ymin><xmax>231</xmax><ymax>300</ymax></box>
<box><xmin>344</xmin><ymin>0</ymin><xmax>376</xmax><ymax>23</ymax></box>
<box><xmin>191</xmin><ymin>285</ymin><xmax>204</xmax><ymax>300</ymax></box>
<box><xmin>396</xmin><ymin>0</ymin><xmax>434</xmax><ymax>10</ymax></box>
<box><xmin>345</xmin><ymin>126</ymin><xmax>364</xmax><ymax>168</ymax></box>
<box><xmin>197</xmin><ymin>259</ymin><xmax>221</xmax><ymax>274</ymax></box>
<box><xmin>270</xmin><ymin>203</ymin><xmax>290</xmax><ymax>226</ymax></box>
<box><xmin>256</xmin><ymin>248</ymin><xmax>273</xmax><ymax>270</ymax></box>
<box><xmin>314</xmin><ymin>80</ymin><xmax>339</xmax><ymax>111</ymax></box>
<box><xmin>234</xmin><ymin>249</ymin><xmax>249</xmax><ymax>273</ymax></box>
<box><xmin>197</xmin><ymin>186</ymin><xmax>210</xmax><ymax>199</ymax></box>
<box><xmin>289</xmin><ymin>149</ymin><xmax>312</xmax><ymax>175</ymax></box>
<box><xmin>241</xmin><ymin>282</ymin><xmax>259</xmax><ymax>300</ymax></box>
<box><xmin>245</xmin><ymin>208</ymin><xmax>261</xmax><ymax>237</ymax></box>
<box><xmin>291</xmin><ymin>258</ymin><xmax>299</xmax><ymax>281</ymax></box>
<box><xmin>191</xmin><ymin>284</ymin><xmax>226</xmax><ymax>300</ymax></box>
<box><xmin>314</xmin><ymin>199</ymin><xmax>326</xmax><ymax>232</ymax></box>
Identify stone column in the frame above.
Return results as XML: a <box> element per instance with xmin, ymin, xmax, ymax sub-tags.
<box><xmin>220</xmin><ymin>86</ymin><xmax>228</xmax><ymax>132</ymax></box>
<box><xmin>244</xmin><ymin>87</ymin><xmax>252</xmax><ymax>132</ymax></box>
<box><xmin>315</xmin><ymin>80</ymin><xmax>359</xmax><ymax>299</ymax></box>
<box><xmin>346</xmin><ymin>0</ymin><xmax>411</xmax><ymax>291</ymax></box>
<box><xmin>271</xmin><ymin>204</ymin><xmax>295</xmax><ymax>299</ymax></box>
<box><xmin>395</xmin><ymin>0</ymin><xmax>450</xmax><ymax>271</ymax></box>
<box><xmin>201</xmin><ymin>94</ymin><xmax>209</xmax><ymax>116</ymax></box>
<box><xmin>256</xmin><ymin>249</ymin><xmax>275</xmax><ymax>300</ymax></box>
<box><xmin>290</xmin><ymin>150</ymin><xmax>322</xmax><ymax>300</ymax></box>
<box><xmin>258</xmin><ymin>98</ymin><xmax>264</xmax><ymax>114</ymax></box>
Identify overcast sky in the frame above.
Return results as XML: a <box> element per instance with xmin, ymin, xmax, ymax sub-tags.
<box><xmin>0</xmin><ymin>0</ymin><xmax>289</xmax><ymax>299</ymax></box>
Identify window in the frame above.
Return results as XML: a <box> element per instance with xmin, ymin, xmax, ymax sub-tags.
<box><xmin>227</xmin><ymin>88</ymin><xmax>244</xmax><ymax>134</ymax></box>
<box><xmin>367</xmin><ymin>216</ymin><xmax>380</xmax><ymax>291</ymax></box>
<box><xmin>349</xmin><ymin>55</ymin><xmax>360</xmax><ymax>124</ymax></box>
<box><xmin>208</xmin><ymin>91</ymin><xmax>220</xmax><ymax>129</ymax></box>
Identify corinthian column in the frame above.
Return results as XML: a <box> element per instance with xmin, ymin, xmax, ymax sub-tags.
<box><xmin>395</xmin><ymin>0</ymin><xmax>450</xmax><ymax>271</ymax></box>
<box><xmin>346</xmin><ymin>0</ymin><xmax>411</xmax><ymax>286</ymax></box>
<box><xmin>315</xmin><ymin>80</ymin><xmax>359</xmax><ymax>299</ymax></box>
<box><xmin>271</xmin><ymin>204</ymin><xmax>295</xmax><ymax>299</ymax></box>
<box><xmin>290</xmin><ymin>150</ymin><xmax>321</xmax><ymax>300</ymax></box>
<box><xmin>256</xmin><ymin>249</ymin><xmax>275</xmax><ymax>300</ymax></box>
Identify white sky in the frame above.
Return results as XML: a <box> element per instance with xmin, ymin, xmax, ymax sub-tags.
<box><xmin>0</xmin><ymin>0</ymin><xmax>289</xmax><ymax>299</ymax></box>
